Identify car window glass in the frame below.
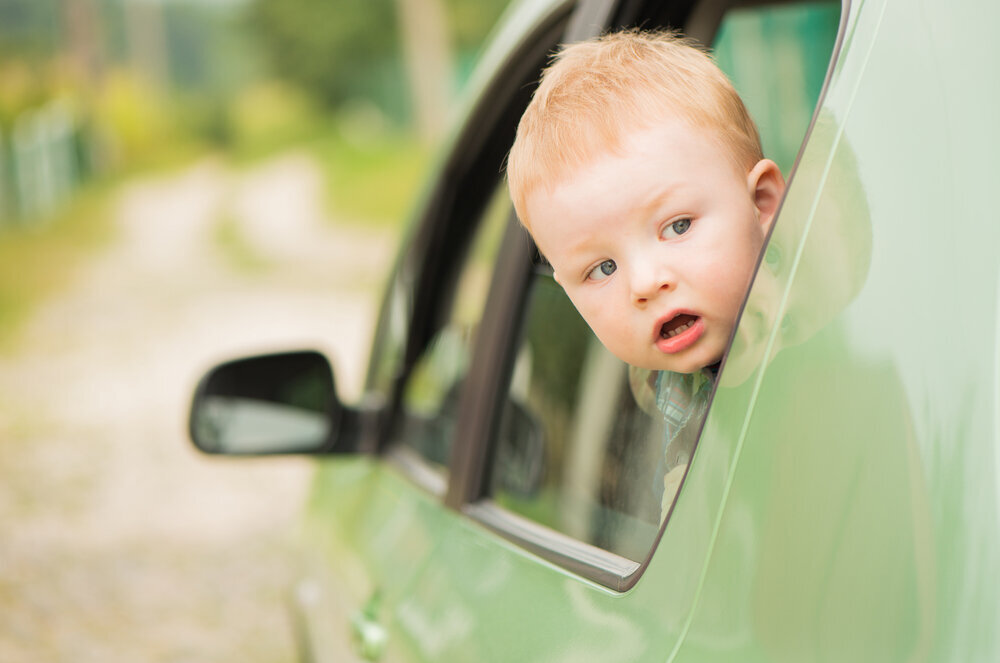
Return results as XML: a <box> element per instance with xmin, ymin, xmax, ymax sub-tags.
<box><xmin>487</xmin><ymin>1</ymin><xmax>841</xmax><ymax>565</ymax></box>
<box><xmin>395</xmin><ymin>184</ymin><xmax>511</xmax><ymax>472</ymax></box>
<box><xmin>493</xmin><ymin>271</ymin><xmax>667</xmax><ymax>560</ymax></box>
<box><xmin>713</xmin><ymin>2</ymin><xmax>841</xmax><ymax>173</ymax></box>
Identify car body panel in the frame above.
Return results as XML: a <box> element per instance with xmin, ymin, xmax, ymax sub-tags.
<box><xmin>674</xmin><ymin>0</ymin><xmax>1000</xmax><ymax>660</ymax></box>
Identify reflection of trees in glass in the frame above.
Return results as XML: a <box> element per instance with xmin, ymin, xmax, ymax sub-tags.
<box><xmin>246</xmin><ymin>0</ymin><xmax>399</xmax><ymax>109</ymax></box>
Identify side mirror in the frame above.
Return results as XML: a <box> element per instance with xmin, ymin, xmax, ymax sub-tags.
<box><xmin>189</xmin><ymin>350</ymin><xmax>353</xmax><ymax>455</ymax></box>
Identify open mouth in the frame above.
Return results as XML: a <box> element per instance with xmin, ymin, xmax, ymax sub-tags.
<box><xmin>660</xmin><ymin>314</ymin><xmax>699</xmax><ymax>339</ymax></box>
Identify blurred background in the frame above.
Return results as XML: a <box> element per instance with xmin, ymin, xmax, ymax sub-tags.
<box><xmin>0</xmin><ymin>0</ymin><xmax>509</xmax><ymax>659</ymax></box>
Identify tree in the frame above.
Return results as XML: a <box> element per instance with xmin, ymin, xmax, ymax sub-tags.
<box><xmin>394</xmin><ymin>0</ymin><xmax>451</xmax><ymax>141</ymax></box>
<box><xmin>246</xmin><ymin>0</ymin><xmax>511</xmax><ymax>138</ymax></box>
<box><xmin>246</xmin><ymin>0</ymin><xmax>400</xmax><ymax>109</ymax></box>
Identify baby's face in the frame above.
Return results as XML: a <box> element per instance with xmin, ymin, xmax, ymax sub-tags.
<box><xmin>525</xmin><ymin>121</ymin><xmax>782</xmax><ymax>373</ymax></box>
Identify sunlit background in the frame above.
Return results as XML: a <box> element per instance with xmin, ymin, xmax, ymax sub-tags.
<box><xmin>0</xmin><ymin>0</ymin><xmax>509</xmax><ymax>659</ymax></box>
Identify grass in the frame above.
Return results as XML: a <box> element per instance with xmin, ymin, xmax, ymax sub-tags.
<box><xmin>0</xmin><ymin>181</ymin><xmax>115</xmax><ymax>352</ymax></box>
<box><xmin>308</xmin><ymin>122</ymin><xmax>430</xmax><ymax>229</ymax></box>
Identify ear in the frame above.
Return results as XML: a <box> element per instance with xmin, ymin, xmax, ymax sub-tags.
<box><xmin>747</xmin><ymin>159</ymin><xmax>786</xmax><ymax>232</ymax></box>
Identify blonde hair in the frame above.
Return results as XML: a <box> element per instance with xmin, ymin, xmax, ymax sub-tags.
<box><xmin>507</xmin><ymin>29</ymin><xmax>763</xmax><ymax>228</ymax></box>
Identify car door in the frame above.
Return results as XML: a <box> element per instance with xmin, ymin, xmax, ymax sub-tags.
<box><xmin>291</xmin><ymin>1</ymin><xmax>862</xmax><ymax>662</ymax></box>
<box><xmin>690</xmin><ymin>0</ymin><xmax>1000</xmax><ymax>660</ymax></box>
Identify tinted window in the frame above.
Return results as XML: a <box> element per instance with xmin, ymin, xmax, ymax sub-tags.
<box><xmin>492</xmin><ymin>271</ymin><xmax>667</xmax><ymax>559</ymax></box>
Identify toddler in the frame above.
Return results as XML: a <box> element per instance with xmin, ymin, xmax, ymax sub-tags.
<box><xmin>506</xmin><ymin>30</ymin><xmax>786</xmax><ymax>511</ymax></box>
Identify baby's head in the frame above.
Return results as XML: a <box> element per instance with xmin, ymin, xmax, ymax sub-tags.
<box><xmin>507</xmin><ymin>30</ymin><xmax>785</xmax><ymax>374</ymax></box>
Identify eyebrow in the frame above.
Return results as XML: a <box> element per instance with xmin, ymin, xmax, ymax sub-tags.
<box><xmin>638</xmin><ymin>183</ymin><xmax>686</xmax><ymax>220</ymax></box>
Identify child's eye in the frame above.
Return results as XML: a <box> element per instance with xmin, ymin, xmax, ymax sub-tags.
<box><xmin>661</xmin><ymin>218</ymin><xmax>692</xmax><ymax>239</ymax></box>
<box><xmin>587</xmin><ymin>259</ymin><xmax>616</xmax><ymax>282</ymax></box>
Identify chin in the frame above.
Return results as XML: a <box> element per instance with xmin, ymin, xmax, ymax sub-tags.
<box><xmin>658</xmin><ymin>357</ymin><xmax>713</xmax><ymax>375</ymax></box>
<box><xmin>671</xmin><ymin>349</ymin><xmax>724</xmax><ymax>375</ymax></box>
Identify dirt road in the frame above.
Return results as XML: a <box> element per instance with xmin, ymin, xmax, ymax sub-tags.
<box><xmin>0</xmin><ymin>153</ymin><xmax>396</xmax><ymax>661</ymax></box>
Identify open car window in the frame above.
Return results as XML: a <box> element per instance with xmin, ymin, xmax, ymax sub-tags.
<box><xmin>481</xmin><ymin>0</ymin><xmax>843</xmax><ymax>586</ymax></box>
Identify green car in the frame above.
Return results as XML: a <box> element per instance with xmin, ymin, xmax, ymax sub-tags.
<box><xmin>189</xmin><ymin>0</ymin><xmax>1000</xmax><ymax>660</ymax></box>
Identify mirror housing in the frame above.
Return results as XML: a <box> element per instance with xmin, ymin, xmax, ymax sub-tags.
<box><xmin>189</xmin><ymin>350</ymin><xmax>359</xmax><ymax>455</ymax></box>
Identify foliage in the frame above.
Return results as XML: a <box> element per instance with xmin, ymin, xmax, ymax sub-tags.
<box><xmin>0</xmin><ymin>60</ymin><xmax>49</xmax><ymax>128</ymax></box>
<box><xmin>306</xmin><ymin>111</ymin><xmax>429</xmax><ymax>228</ymax></box>
<box><xmin>163</xmin><ymin>1</ymin><xmax>264</xmax><ymax>96</ymax></box>
<box><xmin>92</xmin><ymin>69</ymin><xmax>180</xmax><ymax>166</ymax></box>
<box><xmin>245</xmin><ymin>0</ymin><xmax>400</xmax><ymax>109</ymax></box>
<box><xmin>224</xmin><ymin>81</ymin><xmax>319</xmax><ymax>158</ymax></box>
<box><xmin>444</xmin><ymin>0</ymin><xmax>512</xmax><ymax>53</ymax></box>
<box><xmin>245</xmin><ymin>0</ymin><xmax>512</xmax><ymax>118</ymax></box>
<box><xmin>0</xmin><ymin>0</ymin><xmax>59</xmax><ymax>62</ymax></box>
<box><xmin>0</xmin><ymin>179</ymin><xmax>114</xmax><ymax>351</ymax></box>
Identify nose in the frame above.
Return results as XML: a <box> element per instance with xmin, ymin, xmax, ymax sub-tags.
<box><xmin>629</xmin><ymin>257</ymin><xmax>673</xmax><ymax>306</ymax></box>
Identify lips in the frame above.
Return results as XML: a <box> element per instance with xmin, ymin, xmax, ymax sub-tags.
<box><xmin>655</xmin><ymin>313</ymin><xmax>705</xmax><ymax>354</ymax></box>
<box><xmin>660</xmin><ymin>314</ymin><xmax>697</xmax><ymax>339</ymax></box>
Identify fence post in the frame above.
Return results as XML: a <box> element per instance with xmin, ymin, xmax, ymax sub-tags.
<box><xmin>10</xmin><ymin>102</ymin><xmax>80</xmax><ymax>225</ymax></box>
<box><xmin>43</xmin><ymin>101</ymin><xmax>78</xmax><ymax>209</ymax></box>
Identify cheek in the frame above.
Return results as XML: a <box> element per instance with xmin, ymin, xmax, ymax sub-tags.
<box><xmin>562</xmin><ymin>287</ymin><xmax>598</xmax><ymax>323</ymax></box>
<box><xmin>567</xmin><ymin>290</ymin><xmax>627</xmax><ymax>339</ymax></box>
<box><xmin>732</xmin><ymin>231</ymin><xmax>767</xmax><ymax>280</ymax></box>
<box><xmin>705</xmin><ymin>251</ymin><xmax>763</xmax><ymax>312</ymax></box>
<box><xmin>572</xmin><ymin>295</ymin><xmax>615</xmax><ymax>330</ymax></box>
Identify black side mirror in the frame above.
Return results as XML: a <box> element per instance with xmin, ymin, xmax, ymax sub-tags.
<box><xmin>189</xmin><ymin>350</ymin><xmax>352</xmax><ymax>455</ymax></box>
